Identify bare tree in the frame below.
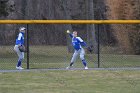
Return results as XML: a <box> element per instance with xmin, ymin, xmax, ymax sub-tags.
<box><xmin>61</xmin><ymin>0</ymin><xmax>73</xmax><ymax>52</ymax></box>
<box><xmin>86</xmin><ymin>0</ymin><xmax>98</xmax><ymax>53</ymax></box>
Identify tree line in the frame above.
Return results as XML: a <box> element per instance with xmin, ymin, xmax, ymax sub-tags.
<box><xmin>0</xmin><ymin>0</ymin><xmax>140</xmax><ymax>54</ymax></box>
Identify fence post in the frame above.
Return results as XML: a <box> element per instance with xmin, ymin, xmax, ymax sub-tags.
<box><xmin>26</xmin><ymin>24</ymin><xmax>29</xmax><ymax>69</ymax></box>
<box><xmin>97</xmin><ymin>24</ymin><xmax>100</xmax><ymax>68</ymax></box>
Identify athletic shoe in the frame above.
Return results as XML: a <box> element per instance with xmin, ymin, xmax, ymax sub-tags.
<box><xmin>16</xmin><ymin>66</ymin><xmax>24</xmax><ymax>70</ymax></box>
<box><xmin>84</xmin><ymin>66</ymin><xmax>88</xmax><ymax>70</ymax></box>
<box><xmin>66</xmin><ymin>66</ymin><xmax>71</xmax><ymax>69</ymax></box>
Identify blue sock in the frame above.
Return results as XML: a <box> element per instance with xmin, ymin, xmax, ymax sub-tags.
<box><xmin>70</xmin><ymin>62</ymin><xmax>74</xmax><ymax>66</ymax></box>
<box><xmin>17</xmin><ymin>58</ymin><xmax>22</xmax><ymax>67</ymax></box>
<box><xmin>82</xmin><ymin>59</ymin><xmax>87</xmax><ymax>67</ymax></box>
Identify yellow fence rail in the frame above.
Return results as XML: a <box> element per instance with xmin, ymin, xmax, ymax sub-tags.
<box><xmin>0</xmin><ymin>20</ymin><xmax>140</xmax><ymax>24</ymax></box>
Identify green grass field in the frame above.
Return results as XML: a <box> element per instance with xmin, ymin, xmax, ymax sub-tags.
<box><xmin>0</xmin><ymin>70</ymin><xmax>140</xmax><ymax>93</ymax></box>
<box><xmin>0</xmin><ymin>46</ymin><xmax>140</xmax><ymax>93</ymax></box>
<box><xmin>0</xmin><ymin>46</ymin><xmax>140</xmax><ymax>69</ymax></box>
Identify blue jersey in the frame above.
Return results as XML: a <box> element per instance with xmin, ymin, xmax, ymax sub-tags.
<box><xmin>69</xmin><ymin>33</ymin><xmax>86</xmax><ymax>50</ymax></box>
<box><xmin>15</xmin><ymin>32</ymin><xmax>24</xmax><ymax>45</ymax></box>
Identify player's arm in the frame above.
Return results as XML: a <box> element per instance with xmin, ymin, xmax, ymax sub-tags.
<box><xmin>66</xmin><ymin>30</ymin><xmax>73</xmax><ymax>38</ymax></box>
<box><xmin>77</xmin><ymin>37</ymin><xmax>93</xmax><ymax>53</ymax></box>
<box><xmin>77</xmin><ymin>37</ymin><xmax>87</xmax><ymax>47</ymax></box>
<box><xmin>81</xmin><ymin>42</ymin><xmax>87</xmax><ymax>47</ymax></box>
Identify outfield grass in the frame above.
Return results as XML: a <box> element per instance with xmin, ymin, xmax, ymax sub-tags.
<box><xmin>0</xmin><ymin>70</ymin><xmax>140</xmax><ymax>93</ymax></box>
<box><xmin>0</xmin><ymin>46</ymin><xmax>140</xmax><ymax>70</ymax></box>
<box><xmin>0</xmin><ymin>46</ymin><xmax>140</xmax><ymax>93</ymax></box>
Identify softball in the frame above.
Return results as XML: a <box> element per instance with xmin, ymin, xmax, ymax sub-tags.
<box><xmin>67</xmin><ymin>30</ymin><xmax>70</xmax><ymax>33</ymax></box>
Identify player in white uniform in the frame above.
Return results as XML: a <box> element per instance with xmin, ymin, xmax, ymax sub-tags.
<box><xmin>66</xmin><ymin>30</ymin><xmax>88</xmax><ymax>69</ymax></box>
<box><xmin>14</xmin><ymin>27</ymin><xmax>26</xmax><ymax>70</ymax></box>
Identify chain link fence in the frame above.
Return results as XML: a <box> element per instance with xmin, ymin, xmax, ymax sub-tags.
<box><xmin>0</xmin><ymin>24</ymin><xmax>27</xmax><ymax>70</ymax></box>
<box><xmin>0</xmin><ymin>24</ymin><xmax>140</xmax><ymax>70</ymax></box>
<box><xmin>99</xmin><ymin>24</ymin><xmax>140</xmax><ymax>68</ymax></box>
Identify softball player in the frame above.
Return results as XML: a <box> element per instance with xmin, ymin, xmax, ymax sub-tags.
<box><xmin>66</xmin><ymin>30</ymin><xmax>88</xmax><ymax>69</ymax></box>
<box><xmin>14</xmin><ymin>27</ymin><xmax>26</xmax><ymax>70</ymax></box>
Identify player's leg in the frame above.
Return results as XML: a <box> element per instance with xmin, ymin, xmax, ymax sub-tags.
<box><xmin>17</xmin><ymin>52</ymin><xmax>24</xmax><ymax>66</ymax></box>
<box><xmin>66</xmin><ymin>50</ymin><xmax>79</xmax><ymax>69</ymax></box>
<box><xmin>80</xmin><ymin>48</ymin><xmax>88</xmax><ymax>69</ymax></box>
<box><xmin>16</xmin><ymin>52</ymin><xmax>24</xmax><ymax>69</ymax></box>
<box><xmin>14</xmin><ymin>45</ymin><xmax>24</xmax><ymax>69</ymax></box>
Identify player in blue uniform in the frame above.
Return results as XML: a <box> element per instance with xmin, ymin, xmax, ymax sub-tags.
<box><xmin>14</xmin><ymin>27</ymin><xmax>26</xmax><ymax>70</ymax></box>
<box><xmin>66</xmin><ymin>30</ymin><xmax>88</xmax><ymax>69</ymax></box>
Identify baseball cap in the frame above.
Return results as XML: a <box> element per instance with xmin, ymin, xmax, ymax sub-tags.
<box><xmin>19</xmin><ymin>27</ymin><xmax>26</xmax><ymax>31</ymax></box>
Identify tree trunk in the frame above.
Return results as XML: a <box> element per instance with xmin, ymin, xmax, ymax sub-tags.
<box><xmin>61</xmin><ymin>0</ymin><xmax>73</xmax><ymax>52</ymax></box>
<box><xmin>86</xmin><ymin>0</ymin><xmax>98</xmax><ymax>54</ymax></box>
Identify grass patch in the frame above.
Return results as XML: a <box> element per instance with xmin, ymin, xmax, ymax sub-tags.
<box><xmin>0</xmin><ymin>70</ymin><xmax>140</xmax><ymax>93</ymax></box>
